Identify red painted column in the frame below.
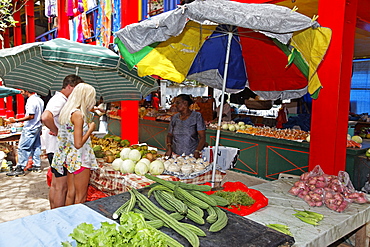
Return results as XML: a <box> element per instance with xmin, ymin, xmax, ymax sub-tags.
<box><xmin>309</xmin><ymin>0</ymin><xmax>358</xmax><ymax>174</ymax></box>
<box><xmin>57</xmin><ymin>0</ymin><xmax>70</xmax><ymax>39</ymax></box>
<box><xmin>121</xmin><ymin>0</ymin><xmax>139</xmax><ymax>27</ymax></box>
<box><xmin>5</xmin><ymin>96</ymin><xmax>14</xmax><ymax>118</ymax></box>
<box><xmin>0</xmin><ymin>80</ymin><xmax>4</xmax><ymax>117</ymax></box>
<box><xmin>16</xmin><ymin>94</ymin><xmax>25</xmax><ymax>118</ymax></box>
<box><xmin>25</xmin><ymin>0</ymin><xmax>35</xmax><ymax>43</ymax></box>
<box><xmin>120</xmin><ymin>0</ymin><xmax>140</xmax><ymax>142</ymax></box>
<box><xmin>13</xmin><ymin>1</ymin><xmax>22</xmax><ymax>46</ymax></box>
<box><xmin>120</xmin><ymin>101</ymin><xmax>139</xmax><ymax>144</ymax></box>
<box><xmin>3</xmin><ymin>29</ymin><xmax>10</xmax><ymax>48</ymax></box>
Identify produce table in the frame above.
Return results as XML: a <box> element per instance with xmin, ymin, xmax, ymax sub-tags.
<box><xmin>85</xmin><ymin>187</ymin><xmax>295</xmax><ymax>247</ymax></box>
<box><xmin>246</xmin><ymin>178</ymin><xmax>370</xmax><ymax>247</ymax></box>
<box><xmin>90</xmin><ymin>159</ymin><xmax>226</xmax><ymax>196</ymax></box>
<box><xmin>137</xmin><ymin>118</ymin><xmax>367</xmax><ymax>190</ymax></box>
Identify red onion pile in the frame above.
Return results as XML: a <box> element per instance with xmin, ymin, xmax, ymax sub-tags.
<box><xmin>289</xmin><ymin>167</ymin><xmax>368</xmax><ymax>212</ymax></box>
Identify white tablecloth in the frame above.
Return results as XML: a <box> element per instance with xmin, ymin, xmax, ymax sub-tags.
<box><xmin>246</xmin><ymin>179</ymin><xmax>370</xmax><ymax>247</ymax></box>
<box><xmin>0</xmin><ymin>204</ymin><xmax>117</xmax><ymax>247</ymax></box>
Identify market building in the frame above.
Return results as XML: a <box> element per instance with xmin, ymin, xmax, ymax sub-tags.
<box><xmin>0</xmin><ymin>0</ymin><xmax>370</xmax><ymax>246</ymax></box>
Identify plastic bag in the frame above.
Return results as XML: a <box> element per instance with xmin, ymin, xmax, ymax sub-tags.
<box><xmin>204</xmin><ymin>181</ymin><xmax>268</xmax><ymax>216</ymax></box>
<box><xmin>323</xmin><ymin>189</ymin><xmax>349</xmax><ymax>212</ymax></box>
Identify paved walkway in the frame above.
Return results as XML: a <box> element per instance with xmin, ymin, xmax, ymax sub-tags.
<box><xmin>0</xmin><ymin>159</ymin><xmax>50</xmax><ymax>223</ymax></box>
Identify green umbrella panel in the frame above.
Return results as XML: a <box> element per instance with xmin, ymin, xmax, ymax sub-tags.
<box><xmin>0</xmin><ymin>38</ymin><xmax>158</xmax><ymax>102</ymax></box>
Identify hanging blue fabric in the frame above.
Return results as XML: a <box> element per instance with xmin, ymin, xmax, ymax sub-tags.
<box><xmin>112</xmin><ymin>0</ymin><xmax>121</xmax><ymax>33</ymax></box>
<box><xmin>163</xmin><ymin>0</ymin><xmax>178</xmax><ymax>12</ymax></box>
<box><xmin>142</xmin><ymin>0</ymin><xmax>148</xmax><ymax>20</ymax></box>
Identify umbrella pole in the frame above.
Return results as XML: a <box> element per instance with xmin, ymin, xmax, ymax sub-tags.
<box><xmin>211</xmin><ymin>32</ymin><xmax>233</xmax><ymax>188</ymax></box>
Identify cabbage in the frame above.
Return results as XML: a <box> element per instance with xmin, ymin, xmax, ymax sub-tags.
<box><xmin>222</xmin><ymin>124</ymin><xmax>229</xmax><ymax>130</ymax></box>
<box><xmin>352</xmin><ymin>135</ymin><xmax>363</xmax><ymax>144</ymax></box>
<box><xmin>120</xmin><ymin>148</ymin><xmax>131</xmax><ymax>160</ymax></box>
<box><xmin>238</xmin><ymin>121</ymin><xmax>245</xmax><ymax>126</ymax></box>
<box><xmin>120</xmin><ymin>159</ymin><xmax>135</xmax><ymax>174</ymax></box>
<box><xmin>228</xmin><ymin>125</ymin><xmax>236</xmax><ymax>131</ymax></box>
<box><xmin>129</xmin><ymin>149</ymin><xmax>141</xmax><ymax>162</ymax></box>
<box><xmin>135</xmin><ymin>162</ymin><xmax>149</xmax><ymax>176</ymax></box>
<box><xmin>112</xmin><ymin>158</ymin><xmax>124</xmax><ymax>171</ymax></box>
<box><xmin>149</xmin><ymin>160</ymin><xmax>164</xmax><ymax>175</ymax></box>
<box><xmin>139</xmin><ymin>158</ymin><xmax>151</xmax><ymax>168</ymax></box>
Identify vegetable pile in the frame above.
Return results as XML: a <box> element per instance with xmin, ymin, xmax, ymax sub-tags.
<box><xmin>111</xmin><ymin>174</ymin><xmax>231</xmax><ymax>247</ymax></box>
<box><xmin>111</xmin><ymin>147</ymin><xmax>165</xmax><ymax>176</ymax></box>
<box><xmin>289</xmin><ymin>165</ymin><xmax>368</xmax><ymax>212</ymax></box>
<box><xmin>266</xmin><ymin>224</ymin><xmax>293</xmax><ymax>236</ymax></box>
<box><xmin>293</xmin><ymin>209</ymin><xmax>324</xmax><ymax>226</ymax></box>
<box><xmin>61</xmin><ymin>212</ymin><xmax>170</xmax><ymax>247</ymax></box>
<box><xmin>213</xmin><ymin>190</ymin><xmax>255</xmax><ymax>210</ymax></box>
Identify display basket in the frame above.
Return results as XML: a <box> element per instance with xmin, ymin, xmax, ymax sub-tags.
<box><xmin>244</xmin><ymin>99</ymin><xmax>273</xmax><ymax>110</ymax></box>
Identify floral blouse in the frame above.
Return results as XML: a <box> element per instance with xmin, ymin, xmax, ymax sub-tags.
<box><xmin>51</xmin><ymin>109</ymin><xmax>97</xmax><ymax>174</ymax></box>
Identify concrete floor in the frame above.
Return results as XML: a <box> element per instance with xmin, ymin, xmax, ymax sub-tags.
<box><xmin>0</xmin><ymin>159</ymin><xmax>50</xmax><ymax>223</ymax></box>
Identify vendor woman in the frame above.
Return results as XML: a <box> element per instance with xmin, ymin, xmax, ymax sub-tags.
<box><xmin>165</xmin><ymin>94</ymin><xmax>206</xmax><ymax>158</ymax></box>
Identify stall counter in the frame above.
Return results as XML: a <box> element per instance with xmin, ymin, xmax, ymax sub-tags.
<box><xmin>136</xmin><ymin>118</ymin><xmax>366</xmax><ymax>190</ymax></box>
<box><xmin>247</xmin><ymin>178</ymin><xmax>370</xmax><ymax>247</ymax></box>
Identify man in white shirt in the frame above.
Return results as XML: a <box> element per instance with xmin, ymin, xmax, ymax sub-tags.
<box><xmin>6</xmin><ymin>90</ymin><xmax>44</xmax><ymax>176</ymax></box>
<box><xmin>41</xmin><ymin>75</ymin><xmax>83</xmax><ymax>209</ymax></box>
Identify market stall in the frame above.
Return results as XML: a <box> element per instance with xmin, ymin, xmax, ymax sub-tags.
<box><xmin>136</xmin><ymin>118</ymin><xmax>367</xmax><ymax>189</ymax></box>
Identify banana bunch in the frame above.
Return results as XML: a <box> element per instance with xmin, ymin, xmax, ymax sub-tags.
<box><xmin>266</xmin><ymin>224</ymin><xmax>293</xmax><ymax>236</ymax></box>
<box><xmin>293</xmin><ymin>209</ymin><xmax>324</xmax><ymax>226</ymax></box>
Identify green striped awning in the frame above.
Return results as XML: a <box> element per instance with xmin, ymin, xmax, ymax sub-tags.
<box><xmin>0</xmin><ymin>38</ymin><xmax>158</xmax><ymax>102</ymax></box>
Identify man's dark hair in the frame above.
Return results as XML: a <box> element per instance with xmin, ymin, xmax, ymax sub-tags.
<box><xmin>62</xmin><ymin>74</ymin><xmax>84</xmax><ymax>89</ymax></box>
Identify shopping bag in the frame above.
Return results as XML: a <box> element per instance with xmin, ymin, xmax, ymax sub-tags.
<box><xmin>202</xmin><ymin>146</ymin><xmax>239</xmax><ymax>171</ymax></box>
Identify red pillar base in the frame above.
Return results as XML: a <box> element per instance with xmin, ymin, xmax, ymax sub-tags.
<box><xmin>120</xmin><ymin>101</ymin><xmax>139</xmax><ymax>144</ymax></box>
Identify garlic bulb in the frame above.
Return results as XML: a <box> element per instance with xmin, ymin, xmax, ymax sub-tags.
<box><xmin>181</xmin><ymin>163</ymin><xmax>193</xmax><ymax>174</ymax></box>
<box><xmin>194</xmin><ymin>163</ymin><xmax>205</xmax><ymax>172</ymax></box>
<box><xmin>163</xmin><ymin>160</ymin><xmax>172</xmax><ymax>170</ymax></box>
<box><xmin>167</xmin><ymin>164</ymin><xmax>181</xmax><ymax>173</ymax></box>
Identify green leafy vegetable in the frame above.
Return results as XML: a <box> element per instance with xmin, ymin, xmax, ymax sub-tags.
<box><xmin>213</xmin><ymin>190</ymin><xmax>255</xmax><ymax>210</ymax></box>
<box><xmin>61</xmin><ymin>212</ymin><xmax>172</xmax><ymax>246</ymax></box>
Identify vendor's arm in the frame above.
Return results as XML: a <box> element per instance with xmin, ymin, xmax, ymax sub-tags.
<box><xmin>194</xmin><ymin>130</ymin><xmax>206</xmax><ymax>158</ymax></box>
<box><xmin>6</xmin><ymin>114</ymin><xmax>34</xmax><ymax>123</ymax></box>
<box><xmin>41</xmin><ymin>110</ymin><xmax>58</xmax><ymax>135</ymax></box>
<box><xmin>165</xmin><ymin>132</ymin><xmax>173</xmax><ymax>157</ymax></box>
<box><xmin>72</xmin><ymin>111</ymin><xmax>96</xmax><ymax>149</ymax></box>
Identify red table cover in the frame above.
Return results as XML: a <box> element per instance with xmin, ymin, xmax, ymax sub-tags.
<box><xmin>204</xmin><ymin>181</ymin><xmax>268</xmax><ymax>216</ymax></box>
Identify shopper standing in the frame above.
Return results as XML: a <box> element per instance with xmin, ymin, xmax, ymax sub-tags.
<box><xmin>51</xmin><ymin>83</ymin><xmax>98</xmax><ymax>205</ymax></box>
<box><xmin>6</xmin><ymin>90</ymin><xmax>44</xmax><ymax>176</ymax></box>
<box><xmin>41</xmin><ymin>74</ymin><xmax>83</xmax><ymax>209</ymax></box>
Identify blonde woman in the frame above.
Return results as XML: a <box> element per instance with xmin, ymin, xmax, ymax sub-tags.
<box><xmin>51</xmin><ymin>83</ymin><xmax>98</xmax><ymax>205</ymax></box>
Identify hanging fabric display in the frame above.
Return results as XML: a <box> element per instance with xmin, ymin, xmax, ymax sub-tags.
<box><xmin>96</xmin><ymin>0</ymin><xmax>112</xmax><ymax>47</ymax></box>
<box><xmin>112</xmin><ymin>0</ymin><xmax>121</xmax><ymax>34</ymax></box>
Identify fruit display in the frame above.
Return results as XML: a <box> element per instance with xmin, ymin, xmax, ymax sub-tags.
<box><xmin>357</xmin><ymin>127</ymin><xmax>370</xmax><ymax>139</ymax></box>
<box><xmin>91</xmin><ymin>134</ymin><xmax>130</xmax><ymax>162</ymax></box>
<box><xmin>237</xmin><ymin>126</ymin><xmax>309</xmax><ymax>141</ymax></box>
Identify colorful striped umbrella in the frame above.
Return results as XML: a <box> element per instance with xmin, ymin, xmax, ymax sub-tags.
<box><xmin>115</xmin><ymin>0</ymin><xmax>331</xmax><ymax>185</ymax></box>
<box><xmin>0</xmin><ymin>38</ymin><xmax>158</xmax><ymax>102</ymax></box>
